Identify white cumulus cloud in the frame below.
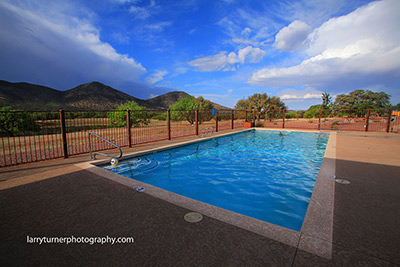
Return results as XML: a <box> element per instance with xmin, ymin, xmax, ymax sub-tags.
<box><xmin>189</xmin><ymin>46</ymin><xmax>266</xmax><ymax>72</ymax></box>
<box><xmin>0</xmin><ymin>0</ymin><xmax>146</xmax><ymax>89</ymax></box>
<box><xmin>250</xmin><ymin>0</ymin><xmax>400</xmax><ymax>93</ymax></box>
<box><xmin>274</xmin><ymin>20</ymin><xmax>311</xmax><ymax>51</ymax></box>
<box><xmin>146</xmin><ymin>70</ymin><xmax>168</xmax><ymax>84</ymax></box>
<box><xmin>280</xmin><ymin>93</ymin><xmax>321</xmax><ymax>100</ymax></box>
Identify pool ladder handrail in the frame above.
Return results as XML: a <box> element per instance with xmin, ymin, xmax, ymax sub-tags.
<box><xmin>315</xmin><ymin>120</ymin><xmax>344</xmax><ymax>132</ymax></box>
<box><xmin>88</xmin><ymin>132</ymin><xmax>123</xmax><ymax>160</ymax></box>
<box><xmin>199</xmin><ymin>127</ymin><xmax>214</xmax><ymax>137</ymax></box>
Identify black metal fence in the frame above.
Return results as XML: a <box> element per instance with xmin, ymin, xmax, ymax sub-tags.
<box><xmin>260</xmin><ymin>108</ymin><xmax>399</xmax><ymax>133</ymax></box>
<box><xmin>0</xmin><ymin>109</ymin><xmax>246</xmax><ymax>167</ymax></box>
<box><xmin>1</xmin><ymin>108</ymin><xmax>398</xmax><ymax>167</ymax></box>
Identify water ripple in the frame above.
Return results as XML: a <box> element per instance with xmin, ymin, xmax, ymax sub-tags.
<box><xmin>104</xmin><ymin>130</ymin><xmax>329</xmax><ymax>231</ymax></box>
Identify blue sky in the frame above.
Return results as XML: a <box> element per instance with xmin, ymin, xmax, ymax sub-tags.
<box><xmin>0</xmin><ymin>0</ymin><xmax>399</xmax><ymax>110</ymax></box>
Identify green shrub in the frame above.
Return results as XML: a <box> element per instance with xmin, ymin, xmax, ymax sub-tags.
<box><xmin>152</xmin><ymin>113</ymin><xmax>167</xmax><ymax>121</ymax></box>
<box><xmin>108</xmin><ymin>101</ymin><xmax>149</xmax><ymax>127</ymax></box>
<box><xmin>304</xmin><ymin>109</ymin><xmax>320</xmax><ymax>118</ymax></box>
<box><xmin>296</xmin><ymin>110</ymin><xmax>306</xmax><ymax>118</ymax></box>
<box><xmin>285</xmin><ymin>111</ymin><xmax>298</xmax><ymax>119</ymax></box>
<box><xmin>0</xmin><ymin>107</ymin><xmax>41</xmax><ymax>136</ymax></box>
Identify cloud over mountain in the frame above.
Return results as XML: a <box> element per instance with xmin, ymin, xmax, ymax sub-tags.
<box><xmin>0</xmin><ymin>0</ymin><xmax>146</xmax><ymax>91</ymax></box>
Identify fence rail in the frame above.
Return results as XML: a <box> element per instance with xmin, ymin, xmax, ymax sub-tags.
<box><xmin>0</xmin><ymin>109</ymin><xmax>244</xmax><ymax>167</ymax></box>
<box><xmin>1</xmin><ymin>108</ymin><xmax>398</xmax><ymax>167</ymax></box>
<box><xmin>259</xmin><ymin>108</ymin><xmax>399</xmax><ymax>133</ymax></box>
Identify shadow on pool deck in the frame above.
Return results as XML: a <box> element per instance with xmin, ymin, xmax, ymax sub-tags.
<box><xmin>1</xmin><ymin>130</ymin><xmax>400</xmax><ymax>266</ymax></box>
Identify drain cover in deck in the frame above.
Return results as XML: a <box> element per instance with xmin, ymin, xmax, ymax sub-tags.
<box><xmin>184</xmin><ymin>212</ymin><xmax>203</xmax><ymax>223</ymax></box>
<box><xmin>335</xmin><ymin>179</ymin><xmax>350</xmax><ymax>184</ymax></box>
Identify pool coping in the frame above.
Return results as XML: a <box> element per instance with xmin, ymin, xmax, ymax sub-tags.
<box><xmin>76</xmin><ymin>128</ymin><xmax>336</xmax><ymax>259</ymax></box>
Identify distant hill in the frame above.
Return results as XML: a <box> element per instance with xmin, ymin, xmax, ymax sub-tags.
<box><xmin>0</xmin><ymin>80</ymin><xmax>229</xmax><ymax>111</ymax></box>
<box><xmin>0</xmin><ymin>81</ymin><xmax>65</xmax><ymax>110</ymax></box>
<box><xmin>62</xmin><ymin>82</ymin><xmax>142</xmax><ymax>110</ymax></box>
<box><xmin>136</xmin><ymin>91</ymin><xmax>190</xmax><ymax>110</ymax></box>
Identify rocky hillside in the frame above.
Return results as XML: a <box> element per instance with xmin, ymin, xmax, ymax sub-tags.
<box><xmin>0</xmin><ymin>80</ymin><xmax>196</xmax><ymax>110</ymax></box>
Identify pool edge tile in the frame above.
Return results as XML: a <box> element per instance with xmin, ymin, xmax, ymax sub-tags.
<box><xmin>300</xmin><ymin>132</ymin><xmax>336</xmax><ymax>258</ymax></box>
<box><xmin>298</xmin><ymin>233</ymin><xmax>333</xmax><ymax>260</ymax></box>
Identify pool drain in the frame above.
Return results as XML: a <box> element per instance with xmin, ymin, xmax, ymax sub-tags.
<box><xmin>184</xmin><ymin>212</ymin><xmax>203</xmax><ymax>223</ymax></box>
<box><xmin>335</xmin><ymin>178</ymin><xmax>350</xmax><ymax>184</ymax></box>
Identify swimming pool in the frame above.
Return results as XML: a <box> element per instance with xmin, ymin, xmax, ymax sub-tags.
<box><xmin>103</xmin><ymin>130</ymin><xmax>329</xmax><ymax>231</ymax></box>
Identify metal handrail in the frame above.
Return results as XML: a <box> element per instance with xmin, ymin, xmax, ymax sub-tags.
<box><xmin>199</xmin><ymin>127</ymin><xmax>214</xmax><ymax>137</ymax></box>
<box><xmin>88</xmin><ymin>132</ymin><xmax>123</xmax><ymax>160</ymax></box>
<box><xmin>315</xmin><ymin>120</ymin><xmax>344</xmax><ymax>132</ymax></box>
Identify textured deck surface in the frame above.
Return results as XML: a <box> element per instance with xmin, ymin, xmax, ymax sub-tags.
<box><xmin>1</xmin><ymin>130</ymin><xmax>399</xmax><ymax>266</ymax></box>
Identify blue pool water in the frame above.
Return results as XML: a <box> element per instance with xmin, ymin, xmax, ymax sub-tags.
<box><xmin>103</xmin><ymin>130</ymin><xmax>329</xmax><ymax>231</ymax></box>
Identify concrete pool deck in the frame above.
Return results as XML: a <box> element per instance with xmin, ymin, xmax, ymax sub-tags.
<box><xmin>1</xmin><ymin>129</ymin><xmax>400</xmax><ymax>266</ymax></box>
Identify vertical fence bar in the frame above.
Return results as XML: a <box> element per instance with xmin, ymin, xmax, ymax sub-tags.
<box><xmin>386</xmin><ymin>109</ymin><xmax>392</xmax><ymax>133</ymax></box>
<box><xmin>49</xmin><ymin>112</ymin><xmax>55</xmax><ymax>158</ymax></box>
<box><xmin>6</xmin><ymin>134</ymin><xmax>13</xmax><ymax>165</ymax></box>
<box><xmin>195</xmin><ymin>109</ymin><xmax>199</xmax><ymax>136</ymax></box>
<box><xmin>167</xmin><ymin>109</ymin><xmax>171</xmax><ymax>140</ymax></box>
<box><xmin>17</xmin><ymin>112</ymin><xmax>25</xmax><ymax>163</ymax></box>
<box><xmin>29</xmin><ymin>112</ymin><xmax>38</xmax><ymax>161</ymax></box>
<box><xmin>11</xmin><ymin>136</ymin><xmax>16</xmax><ymax>165</ymax></box>
<box><xmin>28</xmin><ymin>113</ymin><xmax>35</xmax><ymax>163</ymax></box>
<box><xmin>282</xmin><ymin>109</ymin><xmax>286</xmax><ymax>129</ymax></box>
<box><xmin>59</xmin><ymin>109</ymin><xmax>68</xmax><ymax>158</ymax></box>
<box><xmin>215</xmin><ymin>111</ymin><xmax>219</xmax><ymax>132</ymax></box>
<box><xmin>39</xmin><ymin>113</ymin><xmax>45</xmax><ymax>160</ymax></box>
<box><xmin>11</xmin><ymin>115</ymin><xmax>17</xmax><ymax>164</ymax></box>
<box><xmin>253</xmin><ymin>110</ymin><xmax>256</xmax><ymax>123</ymax></box>
<box><xmin>365</xmin><ymin>109</ymin><xmax>370</xmax><ymax>132</ymax></box>
<box><xmin>126</xmin><ymin>109</ymin><xmax>132</xmax><ymax>147</ymax></box>
<box><xmin>1</xmin><ymin>134</ymin><xmax>6</xmax><ymax>166</ymax></box>
<box><xmin>318</xmin><ymin>109</ymin><xmax>322</xmax><ymax>130</ymax></box>
<box><xmin>231</xmin><ymin>110</ymin><xmax>234</xmax><ymax>129</ymax></box>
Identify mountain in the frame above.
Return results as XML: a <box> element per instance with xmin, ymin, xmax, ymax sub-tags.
<box><xmin>137</xmin><ymin>91</ymin><xmax>189</xmax><ymax>110</ymax></box>
<box><xmin>62</xmin><ymin>82</ymin><xmax>141</xmax><ymax>110</ymax></box>
<box><xmin>0</xmin><ymin>81</ymin><xmax>64</xmax><ymax>110</ymax></box>
<box><xmin>0</xmin><ymin>80</ymin><xmax>228</xmax><ymax>111</ymax></box>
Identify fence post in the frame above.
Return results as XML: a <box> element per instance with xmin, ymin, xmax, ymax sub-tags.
<box><xmin>215</xmin><ymin>110</ymin><xmax>218</xmax><ymax>132</ymax></box>
<box><xmin>59</xmin><ymin>109</ymin><xmax>68</xmax><ymax>159</ymax></box>
<box><xmin>282</xmin><ymin>109</ymin><xmax>285</xmax><ymax>129</ymax></box>
<box><xmin>167</xmin><ymin>109</ymin><xmax>171</xmax><ymax>140</ymax></box>
<box><xmin>386</xmin><ymin>109</ymin><xmax>392</xmax><ymax>133</ymax></box>
<box><xmin>126</xmin><ymin>109</ymin><xmax>132</xmax><ymax>147</ymax></box>
<box><xmin>231</xmin><ymin>110</ymin><xmax>234</xmax><ymax>129</ymax></box>
<box><xmin>318</xmin><ymin>109</ymin><xmax>322</xmax><ymax>130</ymax></box>
<box><xmin>253</xmin><ymin>109</ymin><xmax>256</xmax><ymax>123</ymax></box>
<box><xmin>195</xmin><ymin>109</ymin><xmax>199</xmax><ymax>135</ymax></box>
<box><xmin>365</xmin><ymin>109</ymin><xmax>370</xmax><ymax>132</ymax></box>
